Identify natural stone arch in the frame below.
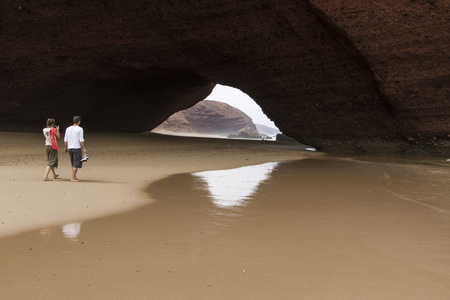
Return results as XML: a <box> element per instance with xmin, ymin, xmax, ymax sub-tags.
<box><xmin>1</xmin><ymin>0</ymin><xmax>448</xmax><ymax>155</ymax></box>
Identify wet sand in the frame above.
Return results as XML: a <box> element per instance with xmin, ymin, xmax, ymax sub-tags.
<box><xmin>1</xmin><ymin>132</ymin><xmax>449</xmax><ymax>299</ymax></box>
<box><xmin>0</xmin><ymin>131</ymin><xmax>310</xmax><ymax>238</ymax></box>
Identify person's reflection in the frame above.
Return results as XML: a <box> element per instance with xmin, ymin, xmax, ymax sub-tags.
<box><xmin>193</xmin><ymin>162</ymin><xmax>279</xmax><ymax>209</ymax></box>
<box><xmin>40</xmin><ymin>227</ymin><xmax>56</xmax><ymax>237</ymax></box>
<box><xmin>40</xmin><ymin>222</ymin><xmax>81</xmax><ymax>240</ymax></box>
<box><xmin>62</xmin><ymin>223</ymin><xmax>81</xmax><ymax>240</ymax></box>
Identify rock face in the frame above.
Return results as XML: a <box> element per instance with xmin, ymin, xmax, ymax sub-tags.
<box><xmin>255</xmin><ymin>124</ymin><xmax>281</xmax><ymax>137</ymax></box>
<box><xmin>153</xmin><ymin>100</ymin><xmax>258</xmax><ymax>136</ymax></box>
<box><xmin>0</xmin><ymin>0</ymin><xmax>449</xmax><ymax>155</ymax></box>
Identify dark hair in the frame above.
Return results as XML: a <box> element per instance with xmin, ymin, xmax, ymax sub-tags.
<box><xmin>73</xmin><ymin>116</ymin><xmax>81</xmax><ymax>124</ymax></box>
<box><xmin>46</xmin><ymin>118</ymin><xmax>55</xmax><ymax>126</ymax></box>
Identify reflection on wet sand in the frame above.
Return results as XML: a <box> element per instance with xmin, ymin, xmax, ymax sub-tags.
<box><xmin>40</xmin><ymin>223</ymin><xmax>82</xmax><ymax>241</ymax></box>
<box><xmin>1</xmin><ymin>158</ymin><xmax>449</xmax><ymax>299</ymax></box>
<box><xmin>192</xmin><ymin>162</ymin><xmax>279</xmax><ymax>209</ymax></box>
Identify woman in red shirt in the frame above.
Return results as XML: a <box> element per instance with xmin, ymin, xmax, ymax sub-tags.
<box><xmin>43</xmin><ymin>118</ymin><xmax>60</xmax><ymax>181</ymax></box>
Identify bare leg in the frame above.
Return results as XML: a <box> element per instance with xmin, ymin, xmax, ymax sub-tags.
<box><xmin>43</xmin><ymin>166</ymin><xmax>52</xmax><ymax>180</ymax></box>
<box><xmin>71</xmin><ymin>167</ymin><xmax>78</xmax><ymax>182</ymax></box>
<box><xmin>50</xmin><ymin>167</ymin><xmax>59</xmax><ymax>179</ymax></box>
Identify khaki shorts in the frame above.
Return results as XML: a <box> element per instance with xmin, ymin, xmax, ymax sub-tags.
<box><xmin>46</xmin><ymin>146</ymin><xmax>58</xmax><ymax>168</ymax></box>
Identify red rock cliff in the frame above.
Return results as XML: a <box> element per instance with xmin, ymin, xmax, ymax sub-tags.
<box><xmin>0</xmin><ymin>0</ymin><xmax>448</xmax><ymax>155</ymax></box>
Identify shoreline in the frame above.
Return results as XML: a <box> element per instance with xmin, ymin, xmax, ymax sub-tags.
<box><xmin>0</xmin><ymin>131</ymin><xmax>317</xmax><ymax>239</ymax></box>
<box><xmin>1</xmin><ymin>131</ymin><xmax>449</xmax><ymax>299</ymax></box>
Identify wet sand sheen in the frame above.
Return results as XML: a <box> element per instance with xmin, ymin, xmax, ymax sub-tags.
<box><xmin>1</xmin><ymin>156</ymin><xmax>449</xmax><ymax>299</ymax></box>
<box><xmin>0</xmin><ymin>131</ymin><xmax>311</xmax><ymax>238</ymax></box>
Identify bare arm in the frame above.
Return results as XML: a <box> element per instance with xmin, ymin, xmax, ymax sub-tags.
<box><xmin>55</xmin><ymin>126</ymin><xmax>60</xmax><ymax>138</ymax></box>
<box><xmin>81</xmin><ymin>142</ymin><xmax>86</xmax><ymax>153</ymax></box>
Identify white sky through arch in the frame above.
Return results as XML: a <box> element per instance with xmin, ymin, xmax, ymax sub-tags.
<box><xmin>204</xmin><ymin>84</ymin><xmax>278</xmax><ymax>129</ymax></box>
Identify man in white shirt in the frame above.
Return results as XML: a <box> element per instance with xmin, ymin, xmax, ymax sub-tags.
<box><xmin>64</xmin><ymin>116</ymin><xmax>87</xmax><ymax>182</ymax></box>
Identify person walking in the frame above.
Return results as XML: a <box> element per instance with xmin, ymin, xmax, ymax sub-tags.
<box><xmin>64</xmin><ymin>116</ymin><xmax>87</xmax><ymax>182</ymax></box>
<box><xmin>43</xmin><ymin>118</ymin><xmax>60</xmax><ymax>181</ymax></box>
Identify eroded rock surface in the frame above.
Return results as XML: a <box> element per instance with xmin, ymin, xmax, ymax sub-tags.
<box><xmin>153</xmin><ymin>100</ymin><xmax>258</xmax><ymax>136</ymax></box>
<box><xmin>1</xmin><ymin>0</ymin><xmax>449</xmax><ymax>155</ymax></box>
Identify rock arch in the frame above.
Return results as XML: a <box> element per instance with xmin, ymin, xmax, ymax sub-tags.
<box><xmin>1</xmin><ymin>0</ymin><xmax>448</xmax><ymax>155</ymax></box>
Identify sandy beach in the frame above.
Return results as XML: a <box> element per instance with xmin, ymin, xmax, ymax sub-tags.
<box><xmin>0</xmin><ymin>131</ymin><xmax>312</xmax><ymax>238</ymax></box>
<box><xmin>1</xmin><ymin>131</ymin><xmax>449</xmax><ymax>299</ymax></box>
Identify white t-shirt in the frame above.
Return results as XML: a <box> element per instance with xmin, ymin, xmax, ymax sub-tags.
<box><xmin>64</xmin><ymin>125</ymin><xmax>84</xmax><ymax>149</ymax></box>
<box><xmin>43</xmin><ymin>127</ymin><xmax>58</xmax><ymax>148</ymax></box>
<box><xmin>43</xmin><ymin>128</ymin><xmax>52</xmax><ymax>146</ymax></box>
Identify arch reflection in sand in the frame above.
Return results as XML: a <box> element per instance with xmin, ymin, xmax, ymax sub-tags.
<box><xmin>192</xmin><ymin>162</ymin><xmax>279</xmax><ymax>209</ymax></box>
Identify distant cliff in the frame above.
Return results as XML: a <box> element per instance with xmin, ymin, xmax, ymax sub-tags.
<box><xmin>255</xmin><ymin>124</ymin><xmax>281</xmax><ymax>137</ymax></box>
<box><xmin>152</xmin><ymin>100</ymin><xmax>260</xmax><ymax>136</ymax></box>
